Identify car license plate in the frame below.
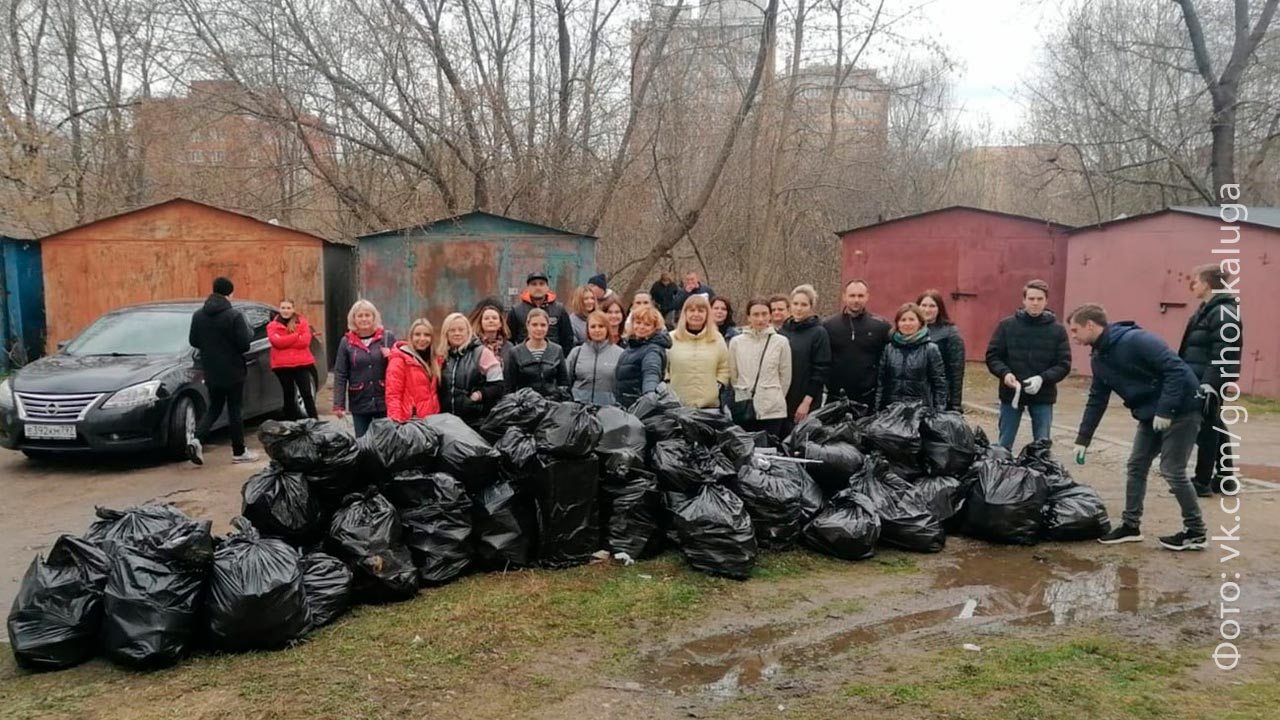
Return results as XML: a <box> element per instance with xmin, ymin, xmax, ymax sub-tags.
<box><xmin>25</xmin><ymin>424</ymin><xmax>77</xmax><ymax>440</ymax></box>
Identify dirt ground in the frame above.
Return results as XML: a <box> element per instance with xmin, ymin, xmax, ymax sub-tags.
<box><xmin>2</xmin><ymin>370</ymin><xmax>1279</xmax><ymax>719</ymax></box>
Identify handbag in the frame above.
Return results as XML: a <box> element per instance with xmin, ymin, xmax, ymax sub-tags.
<box><xmin>730</xmin><ymin>335</ymin><xmax>771</xmax><ymax>425</ymax></box>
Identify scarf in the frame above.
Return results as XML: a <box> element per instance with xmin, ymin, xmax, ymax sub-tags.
<box><xmin>893</xmin><ymin>329</ymin><xmax>929</xmax><ymax>345</ymax></box>
<box><xmin>480</xmin><ymin>332</ymin><xmax>507</xmax><ymax>356</ymax></box>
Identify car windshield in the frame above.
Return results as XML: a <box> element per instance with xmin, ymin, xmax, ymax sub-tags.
<box><xmin>63</xmin><ymin>309</ymin><xmax>194</xmax><ymax>356</ymax></box>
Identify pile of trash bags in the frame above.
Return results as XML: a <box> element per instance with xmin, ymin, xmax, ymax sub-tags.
<box><xmin>8</xmin><ymin>392</ymin><xmax>1109</xmax><ymax>674</ymax></box>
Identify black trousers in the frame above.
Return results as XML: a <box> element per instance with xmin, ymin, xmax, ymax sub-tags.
<box><xmin>742</xmin><ymin>418</ymin><xmax>786</xmax><ymax>439</ymax></box>
<box><xmin>194</xmin><ymin>382</ymin><xmax>246</xmax><ymax>455</ymax></box>
<box><xmin>1194</xmin><ymin>394</ymin><xmax>1225</xmax><ymax>491</ymax></box>
<box><xmin>274</xmin><ymin>366</ymin><xmax>318</xmax><ymax>420</ymax></box>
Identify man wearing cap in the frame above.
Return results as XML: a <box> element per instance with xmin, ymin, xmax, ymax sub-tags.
<box><xmin>509</xmin><ymin>271</ymin><xmax>577</xmax><ymax>350</ymax></box>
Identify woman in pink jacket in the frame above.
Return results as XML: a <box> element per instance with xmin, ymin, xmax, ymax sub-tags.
<box><xmin>266</xmin><ymin>299</ymin><xmax>319</xmax><ymax>419</ymax></box>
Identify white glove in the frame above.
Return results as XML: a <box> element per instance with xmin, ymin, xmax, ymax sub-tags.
<box><xmin>1023</xmin><ymin>375</ymin><xmax>1044</xmax><ymax>396</ymax></box>
<box><xmin>1073</xmin><ymin>444</ymin><xmax>1087</xmax><ymax>465</ymax></box>
<box><xmin>1199</xmin><ymin>384</ymin><xmax>1217</xmax><ymax>398</ymax></box>
<box><xmin>1152</xmin><ymin>415</ymin><xmax>1172</xmax><ymax>432</ymax></box>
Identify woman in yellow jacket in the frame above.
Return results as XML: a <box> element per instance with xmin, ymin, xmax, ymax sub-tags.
<box><xmin>666</xmin><ymin>294</ymin><xmax>731</xmax><ymax>409</ymax></box>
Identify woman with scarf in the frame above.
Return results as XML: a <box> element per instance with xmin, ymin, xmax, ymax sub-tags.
<box><xmin>469</xmin><ymin>298</ymin><xmax>515</xmax><ymax>365</ymax></box>
<box><xmin>876</xmin><ymin>303</ymin><xmax>948</xmax><ymax>410</ymax></box>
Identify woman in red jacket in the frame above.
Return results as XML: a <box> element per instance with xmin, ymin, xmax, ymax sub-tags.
<box><xmin>385</xmin><ymin>318</ymin><xmax>442</xmax><ymax>421</ymax></box>
<box><xmin>267</xmin><ymin>299</ymin><xmax>319</xmax><ymax>419</ymax></box>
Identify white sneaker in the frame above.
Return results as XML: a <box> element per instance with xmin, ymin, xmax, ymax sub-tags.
<box><xmin>186</xmin><ymin>438</ymin><xmax>204</xmax><ymax>466</ymax></box>
<box><xmin>231</xmin><ymin>448</ymin><xmax>261</xmax><ymax>464</ymax></box>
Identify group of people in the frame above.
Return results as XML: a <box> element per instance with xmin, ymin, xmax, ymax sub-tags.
<box><xmin>186</xmin><ymin>262</ymin><xmax>1241</xmax><ymax>554</ymax></box>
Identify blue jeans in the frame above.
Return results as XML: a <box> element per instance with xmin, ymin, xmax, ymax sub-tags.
<box><xmin>1122</xmin><ymin>412</ymin><xmax>1205</xmax><ymax>535</ymax></box>
<box><xmin>352</xmin><ymin>412</ymin><xmax>384</xmax><ymax>438</ymax></box>
<box><xmin>998</xmin><ymin>402</ymin><xmax>1053</xmax><ymax>451</ymax></box>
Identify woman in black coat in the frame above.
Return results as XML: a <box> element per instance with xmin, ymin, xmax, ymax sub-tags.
<box><xmin>876</xmin><ymin>303</ymin><xmax>948</xmax><ymax>411</ymax></box>
<box><xmin>505</xmin><ymin>309</ymin><xmax>570</xmax><ymax>399</ymax></box>
<box><xmin>1178</xmin><ymin>263</ymin><xmax>1241</xmax><ymax>495</ymax></box>
<box><xmin>439</xmin><ymin>312</ymin><xmax>506</xmax><ymax>426</ymax></box>
<box><xmin>779</xmin><ymin>285</ymin><xmax>831</xmax><ymax>427</ymax></box>
<box><xmin>917</xmin><ymin>289</ymin><xmax>965</xmax><ymax>412</ymax></box>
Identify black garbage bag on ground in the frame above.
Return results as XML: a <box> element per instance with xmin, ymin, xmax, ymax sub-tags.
<box><xmin>326</xmin><ymin>489</ymin><xmax>418</xmax><ymax>602</ymax></box>
<box><xmin>979</xmin><ymin>443</ymin><xmax>1014</xmax><ymax>463</ymax></box>
<box><xmin>851</xmin><ymin>457</ymin><xmax>945</xmax><ymax>553</ymax></box>
<box><xmin>301</xmin><ymin>552</ymin><xmax>354</xmax><ymax>628</ymax></box>
<box><xmin>730</xmin><ymin>458</ymin><xmax>824</xmax><ymax>549</ymax></box>
<box><xmin>401</xmin><ymin>472</ymin><xmax>473</xmax><ymax>585</ymax></box>
<box><xmin>1044</xmin><ymin>485</ymin><xmax>1111</xmax><ymax>541</ymax></box>
<box><xmin>800</xmin><ymin>440</ymin><xmax>867</xmax><ymax>496</ymax></box>
<box><xmin>802</xmin><ymin>489</ymin><xmax>881</xmax><ymax>561</ymax></box>
<box><xmin>84</xmin><ymin>504</ymin><xmax>191</xmax><ymax>551</ymax></box>
<box><xmin>627</xmin><ymin>386</ymin><xmax>682</xmax><ymax>420</ymax></box>
<box><xmin>241</xmin><ymin>464</ymin><xmax>323</xmax><ymax>546</ymax></box>
<box><xmin>535</xmin><ymin>402</ymin><xmax>603</xmax><ymax>458</ymax></box>
<box><xmin>921</xmin><ymin>411</ymin><xmax>978</xmax><ymax>477</ymax></box>
<box><xmin>305</xmin><ymin>470</ymin><xmax>361</xmax><ymax>518</ymax></box>
<box><xmin>102</xmin><ymin>520</ymin><xmax>214</xmax><ymax>668</ymax></box>
<box><xmin>667</xmin><ymin>407</ymin><xmax>736</xmax><ymax>447</ymax></box>
<box><xmin>1017</xmin><ymin>439</ymin><xmax>1077</xmax><ymax>493</ymax></box>
<box><xmin>961</xmin><ymin>460</ymin><xmax>1050</xmax><ymax>545</ymax></box>
<box><xmin>599</xmin><ymin>468</ymin><xmax>664</xmax><ymax>559</ymax></box>
<box><xmin>470</xmin><ymin>480</ymin><xmax>537</xmax><ymax>568</ymax></box>
<box><xmin>380</xmin><ymin>469</ymin><xmax>442</xmax><ymax>509</ymax></box>
<box><xmin>596</xmin><ymin>407</ymin><xmax>648</xmax><ymax>476</ymax></box>
<box><xmin>650</xmin><ymin>439</ymin><xmax>736</xmax><ymax>493</ymax></box>
<box><xmin>494</xmin><ymin>427</ymin><xmax>539</xmax><ymax>477</ymax></box>
<box><xmin>206</xmin><ymin>517</ymin><xmax>310</xmax><ymax>652</ymax></box>
<box><xmin>716</xmin><ymin>425</ymin><xmax>759</xmax><ymax>470</ymax></box>
<box><xmin>670</xmin><ymin>483</ymin><xmax>757</xmax><ymax>580</ymax></box>
<box><xmin>858</xmin><ymin>402</ymin><xmax>927</xmax><ymax>463</ymax></box>
<box><xmin>7</xmin><ymin>535</ymin><xmax>108</xmax><ymax>671</ymax></box>
<box><xmin>479</xmin><ymin>388</ymin><xmax>551</xmax><ymax>440</ymax></box>
<box><xmin>912</xmin><ymin>475</ymin><xmax>967</xmax><ymax>525</ymax></box>
<box><xmin>258</xmin><ymin>419</ymin><xmax>359</xmax><ymax>475</ymax></box>
<box><xmin>531</xmin><ymin>456</ymin><xmax>600</xmax><ymax>569</ymax></box>
<box><xmin>425</xmin><ymin>414</ymin><xmax>502</xmax><ymax>491</ymax></box>
<box><xmin>358</xmin><ymin>418</ymin><xmax>441</xmax><ymax>473</ymax></box>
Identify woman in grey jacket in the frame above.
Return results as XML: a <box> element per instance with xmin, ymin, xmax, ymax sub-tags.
<box><xmin>567</xmin><ymin>311</ymin><xmax>624</xmax><ymax>405</ymax></box>
<box><xmin>918</xmin><ymin>289</ymin><xmax>965</xmax><ymax>411</ymax></box>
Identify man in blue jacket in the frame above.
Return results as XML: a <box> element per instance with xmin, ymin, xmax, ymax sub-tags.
<box><xmin>1068</xmin><ymin>304</ymin><xmax>1206</xmax><ymax>551</ymax></box>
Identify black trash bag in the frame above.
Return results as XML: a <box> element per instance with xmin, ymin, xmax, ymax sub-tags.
<box><xmin>258</xmin><ymin>419</ymin><xmax>359</xmax><ymax>475</ymax></box>
<box><xmin>1044</xmin><ymin>484</ymin><xmax>1111</xmax><ymax>542</ymax></box>
<box><xmin>7</xmin><ymin>535</ymin><xmax>109</xmax><ymax>671</ymax></box>
<box><xmin>358</xmin><ymin>418</ymin><xmax>441</xmax><ymax>473</ymax></box>
<box><xmin>979</xmin><ymin>443</ymin><xmax>1014</xmax><ymax>463</ymax></box>
<box><xmin>301</xmin><ymin>552</ymin><xmax>354</xmax><ymax>628</ymax></box>
<box><xmin>326</xmin><ymin>489</ymin><xmax>418</xmax><ymax>602</ymax></box>
<box><xmin>494</xmin><ymin>427</ymin><xmax>539</xmax><ymax>477</ymax></box>
<box><xmin>650</xmin><ymin>439</ymin><xmax>736</xmax><ymax>493</ymax></box>
<box><xmin>530</xmin><ymin>456</ymin><xmax>600</xmax><ymax>569</ymax></box>
<box><xmin>599</xmin><ymin>468</ymin><xmax>664</xmax><ymax>559</ymax></box>
<box><xmin>241</xmin><ymin>464</ymin><xmax>323</xmax><ymax>546</ymax></box>
<box><xmin>305</xmin><ymin>470</ymin><xmax>360</xmax><ymax>519</ymax></box>
<box><xmin>206</xmin><ymin>517</ymin><xmax>311</xmax><ymax>652</ymax></box>
<box><xmin>716</xmin><ymin>425</ymin><xmax>759</xmax><ymax>470</ymax></box>
<box><xmin>667</xmin><ymin>407</ymin><xmax>735</xmax><ymax>447</ymax></box>
<box><xmin>670</xmin><ymin>483</ymin><xmax>757</xmax><ymax>580</ymax></box>
<box><xmin>380</xmin><ymin>469</ymin><xmax>441</xmax><ymax>509</ymax></box>
<box><xmin>858</xmin><ymin>402</ymin><xmax>927</xmax><ymax>462</ymax></box>
<box><xmin>479</xmin><ymin>388</ymin><xmax>551</xmax><ymax>440</ymax></box>
<box><xmin>424</xmin><ymin>414</ymin><xmax>502</xmax><ymax>492</ymax></box>
<box><xmin>802</xmin><ymin>489</ymin><xmax>881</xmax><ymax>561</ymax></box>
<box><xmin>627</xmin><ymin>386</ymin><xmax>682</xmax><ymax>420</ymax></box>
<box><xmin>974</xmin><ymin>425</ymin><xmax>991</xmax><ymax>449</ymax></box>
<box><xmin>102</xmin><ymin>520</ymin><xmax>214</xmax><ymax>668</ymax></box>
<box><xmin>851</xmin><ymin>456</ymin><xmax>945</xmax><ymax>553</ymax></box>
<box><xmin>729</xmin><ymin>458</ymin><xmax>824</xmax><ymax>549</ymax></box>
<box><xmin>1017</xmin><ymin>439</ymin><xmax>1077</xmax><ymax>493</ymax></box>
<box><xmin>535</xmin><ymin>402</ymin><xmax>603</xmax><ymax>459</ymax></box>
<box><xmin>800</xmin><ymin>440</ymin><xmax>867</xmax><ymax>497</ymax></box>
<box><xmin>912</xmin><ymin>475</ymin><xmax>966</xmax><ymax>524</ymax></box>
<box><xmin>596</xmin><ymin>407</ymin><xmax>647</xmax><ymax>476</ymax></box>
<box><xmin>961</xmin><ymin>460</ymin><xmax>1050</xmax><ymax>545</ymax></box>
<box><xmin>921</xmin><ymin>411</ymin><xmax>978</xmax><ymax>477</ymax></box>
<box><xmin>470</xmin><ymin>480</ymin><xmax>537</xmax><ymax>568</ymax></box>
<box><xmin>84</xmin><ymin>504</ymin><xmax>191</xmax><ymax>551</ymax></box>
<box><xmin>400</xmin><ymin>472</ymin><xmax>473</xmax><ymax>585</ymax></box>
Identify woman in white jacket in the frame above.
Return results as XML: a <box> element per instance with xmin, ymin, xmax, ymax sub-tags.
<box><xmin>728</xmin><ymin>297</ymin><xmax>793</xmax><ymax>436</ymax></box>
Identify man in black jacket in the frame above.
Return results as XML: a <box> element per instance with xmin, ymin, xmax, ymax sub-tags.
<box><xmin>508</xmin><ymin>271</ymin><xmax>576</xmax><ymax>350</ymax></box>
<box><xmin>984</xmin><ymin>279</ymin><xmax>1072</xmax><ymax>450</ymax></box>
<box><xmin>823</xmin><ymin>279</ymin><xmax>891</xmax><ymax>409</ymax></box>
<box><xmin>1178</xmin><ymin>264</ymin><xmax>1242</xmax><ymax>496</ymax></box>
<box><xmin>650</xmin><ymin>271</ymin><xmax>681</xmax><ymax>320</ymax></box>
<box><xmin>186</xmin><ymin>276</ymin><xmax>255</xmax><ymax>465</ymax></box>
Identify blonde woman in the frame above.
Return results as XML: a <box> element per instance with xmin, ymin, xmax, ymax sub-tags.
<box><xmin>729</xmin><ymin>297</ymin><xmax>793</xmax><ymax>436</ymax></box>
<box><xmin>666</xmin><ymin>294</ymin><xmax>730</xmax><ymax>409</ymax></box>
<box><xmin>386</xmin><ymin>318</ymin><xmax>442</xmax><ymax>421</ymax></box>
<box><xmin>779</xmin><ymin>284</ymin><xmax>831</xmax><ymax>430</ymax></box>
<box><xmin>333</xmin><ymin>299</ymin><xmax>396</xmax><ymax>437</ymax></box>
<box><xmin>569</xmin><ymin>286</ymin><xmax>597</xmax><ymax>345</ymax></box>
<box><xmin>439</xmin><ymin>312</ymin><xmax>505</xmax><ymax>425</ymax></box>
<box><xmin>615</xmin><ymin>306</ymin><xmax>671</xmax><ymax>408</ymax></box>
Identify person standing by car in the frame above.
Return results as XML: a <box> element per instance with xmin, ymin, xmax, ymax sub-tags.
<box><xmin>823</xmin><ymin>279</ymin><xmax>891</xmax><ymax>410</ymax></box>
<box><xmin>439</xmin><ymin>312</ymin><xmax>505</xmax><ymax>426</ymax></box>
<box><xmin>780</xmin><ymin>285</ymin><xmax>830</xmax><ymax>430</ymax></box>
<box><xmin>985</xmin><ymin>279</ymin><xmax>1072</xmax><ymax>450</ymax></box>
<box><xmin>266</xmin><ymin>299</ymin><xmax>319</xmax><ymax>420</ymax></box>
<box><xmin>508</xmin><ymin>271</ymin><xmax>576</xmax><ymax>350</ymax></box>
<box><xmin>567</xmin><ymin>311</ymin><xmax>625</xmax><ymax>406</ymax></box>
<box><xmin>876</xmin><ymin>303</ymin><xmax>948</xmax><ymax>411</ymax></box>
<box><xmin>666</xmin><ymin>295</ymin><xmax>731</xmax><ymax>410</ymax></box>
<box><xmin>186</xmin><ymin>276</ymin><xmax>256</xmax><ymax>465</ymax></box>
<box><xmin>505</xmin><ymin>309</ymin><xmax>570</xmax><ymax>399</ymax></box>
<box><xmin>917</xmin><ymin>289</ymin><xmax>965</xmax><ymax>412</ymax></box>
<box><xmin>332</xmin><ymin>299</ymin><xmax>396</xmax><ymax>438</ymax></box>
<box><xmin>615</xmin><ymin>306</ymin><xmax>671</xmax><ymax>408</ymax></box>
<box><xmin>385</xmin><ymin>318</ymin><xmax>442</xmax><ymax>421</ymax></box>
<box><xmin>1178</xmin><ymin>264</ymin><xmax>1242</xmax><ymax>496</ymax></box>
<box><xmin>729</xmin><ymin>298</ymin><xmax>792</xmax><ymax>437</ymax></box>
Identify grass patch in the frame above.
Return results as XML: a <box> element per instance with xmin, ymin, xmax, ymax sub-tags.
<box><xmin>871</xmin><ymin>553</ymin><xmax>920</xmax><ymax>575</ymax></box>
<box><xmin>1241</xmin><ymin>393</ymin><xmax>1280</xmax><ymax>416</ymax></box>
<box><xmin>809</xmin><ymin>598</ymin><xmax>868</xmax><ymax>618</ymax></box>
<box><xmin>750</xmin><ymin>550</ymin><xmax>850</xmax><ymax>580</ymax></box>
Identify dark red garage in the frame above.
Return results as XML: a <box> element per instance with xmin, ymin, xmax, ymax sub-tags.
<box><xmin>838</xmin><ymin>206</ymin><xmax>1072</xmax><ymax>361</ymax></box>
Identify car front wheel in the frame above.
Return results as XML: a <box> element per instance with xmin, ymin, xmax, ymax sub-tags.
<box><xmin>166</xmin><ymin>395</ymin><xmax>198</xmax><ymax>461</ymax></box>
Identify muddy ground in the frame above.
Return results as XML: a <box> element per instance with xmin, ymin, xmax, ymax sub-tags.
<box><xmin>2</xmin><ymin>368</ymin><xmax>1278</xmax><ymax>718</ymax></box>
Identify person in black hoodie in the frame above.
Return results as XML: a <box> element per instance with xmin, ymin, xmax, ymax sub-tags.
<box><xmin>917</xmin><ymin>289</ymin><xmax>965</xmax><ymax>412</ymax></box>
<box><xmin>508</xmin><ymin>272</ymin><xmax>576</xmax><ymax>350</ymax></box>
<box><xmin>439</xmin><ymin>312</ymin><xmax>505</xmax><ymax>426</ymax></box>
<box><xmin>876</xmin><ymin>303</ymin><xmax>948</xmax><ymax>410</ymax></box>
<box><xmin>780</xmin><ymin>284</ymin><xmax>831</xmax><ymax>433</ymax></box>
<box><xmin>186</xmin><ymin>276</ymin><xmax>255</xmax><ymax>465</ymax></box>
<box><xmin>984</xmin><ymin>279</ymin><xmax>1072</xmax><ymax>450</ymax></box>
<box><xmin>505</xmin><ymin>309</ymin><xmax>570</xmax><ymax>399</ymax></box>
<box><xmin>823</xmin><ymin>279</ymin><xmax>891</xmax><ymax>409</ymax></box>
<box><xmin>1178</xmin><ymin>264</ymin><xmax>1242</xmax><ymax>496</ymax></box>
